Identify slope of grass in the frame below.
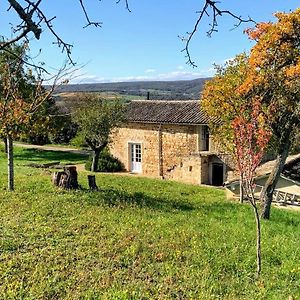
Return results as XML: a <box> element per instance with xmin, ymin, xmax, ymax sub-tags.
<box><xmin>0</xmin><ymin>146</ymin><xmax>299</xmax><ymax>299</ymax></box>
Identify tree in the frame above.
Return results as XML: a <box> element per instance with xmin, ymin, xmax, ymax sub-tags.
<box><xmin>240</xmin><ymin>9</ymin><xmax>300</xmax><ymax>219</ymax></box>
<box><xmin>72</xmin><ymin>94</ymin><xmax>125</xmax><ymax>172</ymax></box>
<box><xmin>0</xmin><ymin>42</ymin><xmax>63</xmax><ymax>190</ymax></box>
<box><xmin>201</xmin><ymin>54</ymin><xmax>253</xmax><ymax>202</ymax></box>
<box><xmin>202</xmin><ymin>9</ymin><xmax>300</xmax><ymax>220</ymax></box>
<box><xmin>232</xmin><ymin>98</ymin><xmax>271</xmax><ymax>276</ymax></box>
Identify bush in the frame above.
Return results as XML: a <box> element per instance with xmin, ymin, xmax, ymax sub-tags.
<box><xmin>85</xmin><ymin>149</ymin><xmax>124</xmax><ymax>172</ymax></box>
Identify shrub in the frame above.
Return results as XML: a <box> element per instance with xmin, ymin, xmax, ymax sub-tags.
<box><xmin>85</xmin><ymin>149</ymin><xmax>124</xmax><ymax>172</ymax></box>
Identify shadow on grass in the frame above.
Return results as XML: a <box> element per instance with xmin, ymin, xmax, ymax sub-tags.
<box><xmin>81</xmin><ymin>187</ymin><xmax>195</xmax><ymax>213</ymax></box>
<box><xmin>15</xmin><ymin>148</ymin><xmax>88</xmax><ymax>163</ymax></box>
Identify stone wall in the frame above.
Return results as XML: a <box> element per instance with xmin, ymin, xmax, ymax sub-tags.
<box><xmin>110</xmin><ymin>122</ymin><xmax>230</xmax><ymax>185</ymax></box>
<box><xmin>110</xmin><ymin>123</ymin><xmax>198</xmax><ymax>178</ymax></box>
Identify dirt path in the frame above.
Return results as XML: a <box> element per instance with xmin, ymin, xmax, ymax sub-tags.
<box><xmin>13</xmin><ymin>142</ymin><xmax>91</xmax><ymax>156</ymax></box>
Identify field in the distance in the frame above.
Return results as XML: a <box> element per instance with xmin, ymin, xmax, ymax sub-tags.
<box><xmin>0</xmin><ymin>146</ymin><xmax>299</xmax><ymax>299</ymax></box>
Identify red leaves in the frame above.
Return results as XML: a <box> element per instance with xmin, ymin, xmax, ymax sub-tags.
<box><xmin>232</xmin><ymin>99</ymin><xmax>271</xmax><ymax>191</ymax></box>
<box><xmin>245</xmin><ymin>22</ymin><xmax>272</xmax><ymax>41</ymax></box>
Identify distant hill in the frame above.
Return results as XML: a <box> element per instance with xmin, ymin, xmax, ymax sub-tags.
<box><xmin>54</xmin><ymin>78</ymin><xmax>210</xmax><ymax>100</ymax></box>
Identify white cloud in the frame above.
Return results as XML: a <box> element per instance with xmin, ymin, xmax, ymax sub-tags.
<box><xmin>145</xmin><ymin>69</ymin><xmax>156</xmax><ymax>73</ymax></box>
<box><xmin>69</xmin><ymin>70</ymin><xmax>108</xmax><ymax>84</ymax></box>
<box><xmin>69</xmin><ymin>68</ymin><xmax>215</xmax><ymax>84</ymax></box>
<box><xmin>111</xmin><ymin>68</ymin><xmax>216</xmax><ymax>82</ymax></box>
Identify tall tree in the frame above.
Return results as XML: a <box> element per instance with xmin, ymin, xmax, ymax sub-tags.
<box><xmin>0</xmin><ymin>42</ymin><xmax>61</xmax><ymax>190</ymax></box>
<box><xmin>202</xmin><ymin>9</ymin><xmax>300</xmax><ymax>219</ymax></box>
<box><xmin>241</xmin><ymin>9</ymin><xmax>300</xmax><ymax>219</ymax></box>
<box><xmin>72</xmin><ymin>94</ymin><xmax>125</xmax><ymax>172</ymax></box>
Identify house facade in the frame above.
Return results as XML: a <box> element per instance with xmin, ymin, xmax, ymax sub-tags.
<box><xmin>110</xmin><ymin>100</ymin><xmax>233</xmax><ymax>186</ymax></box>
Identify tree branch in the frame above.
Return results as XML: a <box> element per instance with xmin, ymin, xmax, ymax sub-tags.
<box><xmin>116</xmin><ymin>0</ymin><xmax>132</xmax><ymax>13</ymax></box>
<box><xmin>79</xmin><ymin>0</ymin><xmax>102</xmax><ymax>28</ymax></box>
<box><xmin>180</xmin><ymin>0</ymin><xmax>255</xmax><ymax>67</ymax></box>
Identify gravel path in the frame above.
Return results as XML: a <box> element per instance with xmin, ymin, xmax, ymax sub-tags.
<box><xmin>13</xmin><ymin>142</ymin><xmax>91</xmax><ymax>156</ymax></box>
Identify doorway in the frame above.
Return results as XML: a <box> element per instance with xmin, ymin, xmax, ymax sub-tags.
<box><xmin>129</xmin><ymin>143</ymin><xmax>142</xmax><ymax>173</ymax></box>
<box><xmin>211</xmin><ymin>163</ymin><xmax>224</xmax><ymax>186</ymax></box>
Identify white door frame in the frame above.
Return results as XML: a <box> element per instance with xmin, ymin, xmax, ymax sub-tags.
<box><xmin>129</xmin><ymin>143</ymin><xmax>142</xmax><ymax>173</ymax></box>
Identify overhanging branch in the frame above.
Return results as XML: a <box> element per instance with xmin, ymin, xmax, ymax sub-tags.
<box><xmin>180</xmin><ymin>0</ymin><xmax>255</xmax><ymax>67</ymax></box>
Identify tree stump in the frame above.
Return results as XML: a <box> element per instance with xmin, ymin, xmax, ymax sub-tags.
<box><xmin>52</xmin><ymin>171</ymin><xmax>64</xmax><ymax>186</ymax></box>
<box><xmin>52</xmin><ymin>166</ymin><xmax>79</xmax><ymax>189</ymax></box>
<box><xmin>88</xmin><ymin>175</ymin><xmax>98</xmax><ymax>190</ymax></box>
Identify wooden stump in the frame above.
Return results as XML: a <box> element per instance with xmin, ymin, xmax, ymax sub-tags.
<box><xmin>88</xmin><ymin>175</ymin><xmax>98</xmax><ymax>190</ymax></box>
<box><xmin>52</xmin><ymin>166</ymin><xmax>79</xmax><ymax>189</ymax></box>
<box><xmin>52</xmin><ymin>171</ymin><xmax>64</xmax><ymax>186</ymax></box>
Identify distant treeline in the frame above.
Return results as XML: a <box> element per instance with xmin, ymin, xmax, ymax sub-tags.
<box><xmin>50</xmin><ymin>78</ymin><xmax>210</xmax><ymax>100</ymax></box>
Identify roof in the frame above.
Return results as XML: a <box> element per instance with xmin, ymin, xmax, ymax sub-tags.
<box><xmin>227</xmin><ymin>153</ymin><xmax>300</xmax><ymax>184</ymax></box>
<box><xmin>283</xmin><ymin>156</ymin><xmax>300</xmax><ymax>182</ymax></box>
<box><xmin>125</xmin><ymin>100</ymin><xmax>219</xmax><ymax>125</ymax></box>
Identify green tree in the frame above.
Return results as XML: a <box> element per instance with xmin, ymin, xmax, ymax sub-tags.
<box><xmin>73</xmin><ymin>94</ymin><xmax>125</xmax><ymax>172</ymax></box>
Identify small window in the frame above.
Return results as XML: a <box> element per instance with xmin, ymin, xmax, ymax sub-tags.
<box><xmin>199</xmin><ymin>126</ymin><xmax>209</xmax><ymax>151</ymax></box>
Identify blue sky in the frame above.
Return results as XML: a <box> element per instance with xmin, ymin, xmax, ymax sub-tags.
<box><xmin>1</xmin><ymin>1</ymin><xmax>300</xmax><ymax>83</ymax></box>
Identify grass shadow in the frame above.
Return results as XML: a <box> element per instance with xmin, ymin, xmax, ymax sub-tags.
<box><xmin>81</xmin><ymin>187</ymin><xmax>195</xmax><ymax>213</ymax></box>
<box><xmin>15</xmin><ymin>148</ymin><xmax>88</xmax><ymax>163</ymax></box>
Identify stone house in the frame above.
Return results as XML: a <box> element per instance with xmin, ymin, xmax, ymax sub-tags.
<box><xmin>110</xmin><ymin>100</ymin><xmax>232</xmax><ymax>186</ymax></box>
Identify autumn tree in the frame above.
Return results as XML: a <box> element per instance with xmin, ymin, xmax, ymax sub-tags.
<box><xmin>232</xmin><ymin>98</ymin><xmax>271</xmax><ymax>276</ymax></box>
<box><xmin>72</xmin><ymin>94</ymin><xmax>125</xmax><ymax>172</ymax></box>
<box><xmin>201</xmin><ymin>54</ymin><xmax>253</xmax><ymax>201</ymax></box>
<box><xmin>241</xmin><ymin>9</ymin><xmax>300</xmax><ymax>219</ymax></box>
<box><xmin>202</xmin><ymin>9</ymin><xmax>300</xmax><ymax>219</ymax></box>
<box><xmin>0</xmin><ymin>42</ymin><xmax>63</xmax><ymax>190</ymax></box>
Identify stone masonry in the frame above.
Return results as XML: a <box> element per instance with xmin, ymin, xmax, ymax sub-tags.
<box><xmin>110</xmin><ymin>122</ymin><xmax>226</xmax><ymax>185</ymax></box>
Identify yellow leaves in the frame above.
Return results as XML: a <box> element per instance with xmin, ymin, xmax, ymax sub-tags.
<box><xmin>285</xmin><ymin>63</ymin><xmax>300</xmax><ymax>78</ymax></box>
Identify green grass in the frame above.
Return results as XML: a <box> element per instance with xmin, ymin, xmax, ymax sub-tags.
<box><xmin>0</xmin><ymin>146</ymin><xmax>299</xmax><ymax>299</ymax></box>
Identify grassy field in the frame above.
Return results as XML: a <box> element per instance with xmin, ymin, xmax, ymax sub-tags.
<box><xmin>0</xmin><ymin>146</ymin><xmax>299</xmax><ymax>299</ymax></box>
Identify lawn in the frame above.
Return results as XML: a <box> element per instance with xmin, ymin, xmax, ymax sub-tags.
<box><xmin>0</xmin><ymin>146</ymin><xmax>299</xmax><ymax>299</ymax></box>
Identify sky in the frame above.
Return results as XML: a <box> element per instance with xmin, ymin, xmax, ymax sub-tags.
<box><xmin>1</xmin><ymin>0</ymin><xmax>300</xmax><ymax>83</ymax></box>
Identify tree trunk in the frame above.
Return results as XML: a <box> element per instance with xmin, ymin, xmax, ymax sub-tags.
<box><xmin>7</xmin><ymin>136</ymin><xmax>14</xmax><ymax>191</ymax></box>
<box><xmin>253</xmin><ymin>203</ymin><xmax>261</xmax><ymax>277</ymax></box>
<box><xmin>248</xmin><ymin>184</ymin><xmax>262</xmax><ymax>277</ymax></box>
<box><xmin>239</xmin><ymin>175</ymin><xmax>244</xmax><ymax>203</ymax></box>
<box><xmin>91</xmin><ymin>148</ymin><xmax>101</xmax><ymax>172</ymax></box>
<box><xmin>260</xmin><ymin>141</ymin><xmax>290</xmax><ymax>219</ymax></box>
<box><xmin>88</xmin><ymin>175</ymin><xmax>98</xmax><ymax>190</ymax></box>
